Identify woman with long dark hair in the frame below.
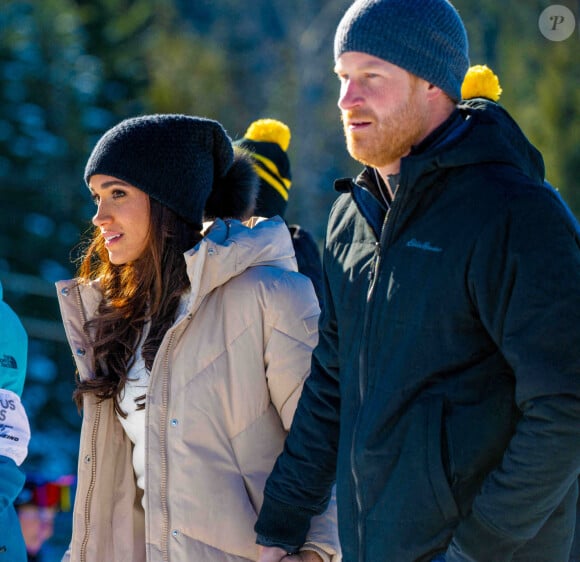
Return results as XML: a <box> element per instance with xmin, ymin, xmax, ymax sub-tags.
<box><xmin>56</xmin><ymin>114</ymin><xmax>339</xmax><ymax>562</ymax></box>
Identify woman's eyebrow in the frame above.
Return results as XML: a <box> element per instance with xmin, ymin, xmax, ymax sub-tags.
<box><xmin>100</xmin><ymin>179</ymin><xmax>131</xmax><ymax>188</ymax></box>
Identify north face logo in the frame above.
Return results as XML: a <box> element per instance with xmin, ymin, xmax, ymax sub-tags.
<box><xmin>0</xmin><ymin>354</ymin><xmax>17</xmax><ymax>369</ymax></box>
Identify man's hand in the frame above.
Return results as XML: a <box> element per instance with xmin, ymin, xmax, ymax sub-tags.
<box><xmin>257</xmin><ymin>546</ymin><xmax>324</xmax><ymax>562</ymax></box>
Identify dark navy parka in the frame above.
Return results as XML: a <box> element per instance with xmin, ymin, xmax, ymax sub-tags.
<box><xmin>255</xmin><ymin>99</ymin><xmax>580</xmax><ymax>562</ymax></box>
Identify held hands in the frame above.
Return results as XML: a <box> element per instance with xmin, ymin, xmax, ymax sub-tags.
<box><xmin>257</xmin><ymin>546</ymin><xmax>323</xmax><ymax>562</ymax></box>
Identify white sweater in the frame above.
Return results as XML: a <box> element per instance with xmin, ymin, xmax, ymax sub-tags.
<box><xmin>117</xmin><ymin>292</ymin><xmax>191</xmax><ymax>502</ymax></box>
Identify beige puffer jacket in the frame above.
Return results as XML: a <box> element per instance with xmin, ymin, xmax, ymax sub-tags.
<box><xmin>57</xmin><ymin>217</ymin><xmax>340</xmax><ymax>562</ymax></box>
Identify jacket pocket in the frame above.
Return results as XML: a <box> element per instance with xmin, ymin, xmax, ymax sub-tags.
<box><xmin>428</xmin><ymin>396</ymin><xmax>459</xmax><ymax>522</ymax></box>
<box><xmin>363</xmin><ymin>396</ymin><xmax>459</xmax><ymax>560</ymax></box>
<box><xmin>444</xmin><ymin>375</ymin><xmax>518</xmax><ymax>515</ymax></box>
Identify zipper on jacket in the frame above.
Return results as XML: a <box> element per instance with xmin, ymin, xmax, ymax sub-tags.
<box><xmin>74</xmin><ymin>283</ymin><xmax>98</xmax><ymax>562</ymax></box>
<box><xmin>157</xmin><ymin>329</ymin><xmax>176</xmax><ymax>562</ymax></box>
<box><xmin>80</xmin><ymin>402</ymin><xmax>101</xmax><ymax>562</ymax></box>
<box><xmin>366</xmin><ymin>242</ymin><xmax>381</xmax><ymax>301</ymax></box>
<box><xmin>380</xmin><ymin>180</ymin><xmax>403</xmax><ymax>247</ymax></box>
<box><xmin>351</xmin><ymin>177</ymin><xmax>406</xmax><ymax>561</ymax></box>
<box><xmin>147</xmin><ymin>290</ymin><xmax>197</xmax><ymax>560</ymax></box>
<box><xmin>351</xmin><ymin>241</ymin><xmax>382</xmax><ymax>561</ymax></box>
<box><xmin>367</xmin><ymin>180</ymin><xmax>402</xmax><ymax>302</ymax></box>
<box><xmin>351</xmin><ymin>332</ymin><xmax>367</xmax><ymax>562</ymax></box>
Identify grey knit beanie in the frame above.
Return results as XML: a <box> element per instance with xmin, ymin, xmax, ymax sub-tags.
<box><xmin>334</xmin><ymin>0</ymin><xmax>469</xmax><ymax>101</ymax></box>
<box><xmin>84</xmin><ymin>114</ymin><xmax>235</xmax><ymax>228</ymax></box>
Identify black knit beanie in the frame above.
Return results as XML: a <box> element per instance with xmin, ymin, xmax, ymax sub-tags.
<box><xmin>234</xmin><ymin>119</ymin><xmax>292</xmax><ymax>219</ymax></box>
<box><xmin>334</xmin><ymin>0</ymin><xmax>469</xmax><ymax>102</ymax></box>
<box><xmin>84</xmin><ymin>114</ymin><xmax>254</xmax><ymax>229</ymax></box>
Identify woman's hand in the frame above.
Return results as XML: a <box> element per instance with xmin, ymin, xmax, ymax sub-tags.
<box><xmin>257</xmin><ymin>546</ymin><xmax>324</xmax><ymax>562</ymax></box>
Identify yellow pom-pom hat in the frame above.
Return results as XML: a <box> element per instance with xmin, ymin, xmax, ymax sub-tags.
<box><xmin>234</xmin><ymin>118</ymin><xmax>292</xmax><ymax>219</ymax></box>
<box><xmin>461</xmin><ymin>64</ymin><xmax>502</xmax><ymax>102</ymax></box>
<box><xmin>244</xmin><ymin>118</ymin><xmax>291</xmax><ymax>152</ymax></box>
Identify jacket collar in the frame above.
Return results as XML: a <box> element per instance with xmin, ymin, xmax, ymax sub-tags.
<box><xmin>184</xmin><ymin>216</ymin><xmax>297</xmax><ymax>306</ymax></box>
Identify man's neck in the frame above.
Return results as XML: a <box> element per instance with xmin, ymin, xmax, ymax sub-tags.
<box><xmin>377</xmin><ymin>161</ymin><xmax>402</xmax><ymax>192</ymax></box>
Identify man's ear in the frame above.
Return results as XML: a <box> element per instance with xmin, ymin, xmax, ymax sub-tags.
<box><xmin>426</xmin><ymin>82</ymin><xmax>445</xmax><ymax>100</ymax></box>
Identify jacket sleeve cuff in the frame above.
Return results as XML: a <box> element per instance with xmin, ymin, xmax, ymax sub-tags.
<box><xmin>0</xmin><ymin>390</ymin><xmax>30</xmax><ymax>466</ymax></box>
<box><xmin>446</xmin><ymin>509</ymin><xmax>522</xmax><ymax>562</ymax></box>
<box><xmin>301</xmin><ymin>543</ymin><xmax>332</xmax><ymax>562</ymax></box>
<box><xmin>255</xmin><ymin>494</ymin><xmax>313</xmax><ymax>553</ymax></box>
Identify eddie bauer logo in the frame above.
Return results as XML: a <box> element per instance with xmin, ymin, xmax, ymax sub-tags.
<box><xmin>406</xmin><ymin>238</ymin><xmax>443</xmax><ymax>253</ymax></box>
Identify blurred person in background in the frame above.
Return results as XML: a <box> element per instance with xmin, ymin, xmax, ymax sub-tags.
<box><xmin>15</xmin><ymin>475</ymin><xmax>75</xmax><ymax>561</ymax></box>
<box><xmin>235</xmin><ymin>119</ymin><xmax>324</xmax><ymax>306</ymax></box>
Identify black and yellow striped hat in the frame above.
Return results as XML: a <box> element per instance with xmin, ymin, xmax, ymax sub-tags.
<box><xmin>234</xmin><ymin>119</ymin><xmax>292</xmax><ymax>219</ymax></box>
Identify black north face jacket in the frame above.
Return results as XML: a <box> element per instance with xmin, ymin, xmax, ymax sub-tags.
<box><xmin>256</xmin><ymin>100</ymin><xmax>580</xmax><ymax>562</ymax></box>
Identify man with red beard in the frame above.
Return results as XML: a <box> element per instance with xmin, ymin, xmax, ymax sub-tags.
<box><xmin>255</xmin><ymin>0</ymin><xmax>580</xmax><ymax>561</ymax></box>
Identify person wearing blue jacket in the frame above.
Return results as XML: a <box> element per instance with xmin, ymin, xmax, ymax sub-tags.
<box><xmin>254</xmin><ymin>0</ymin><xmax>580</xmax><ymax>561</ymax></box>
<box><xmin>0</xmin><ymin>281</ymin><xmax>31</xmax><ymax>561</ymax></box>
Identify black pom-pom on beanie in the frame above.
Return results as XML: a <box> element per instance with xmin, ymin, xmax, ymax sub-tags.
<box><xmin>204</xmin><ymin>148</ymin><xmax>259</xmax><ymax>221</ymax></box>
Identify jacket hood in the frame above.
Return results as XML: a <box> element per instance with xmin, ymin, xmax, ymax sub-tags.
<box><xmin>403</xmin><ymin>99</ymin><xmax>545</xmax><ymax>188</ymax></box>
<box><xmin>186</xmin><ymin>216</ymin><xmax>297</xmax><ymax>303</ymax></box>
